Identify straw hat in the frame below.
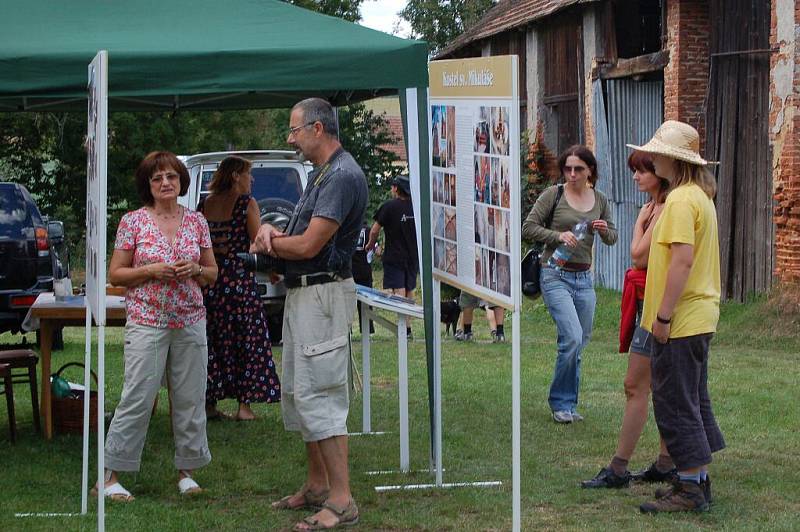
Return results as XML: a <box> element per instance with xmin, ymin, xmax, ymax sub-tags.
<box><xmin>626</xmin><ymin>120</ymin><xmax>710</xmax><ymax>166</ymax></box>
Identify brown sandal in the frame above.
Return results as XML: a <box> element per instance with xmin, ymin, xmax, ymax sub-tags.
<box><xmin>293</xmin><ymin>498</ymin><xmax>359</xmax><ymax>530</ymax></box>
<box><xmin>271</xmin><ymin>487</ymin><xmax>329</xmax><ymax>511</ymax></box>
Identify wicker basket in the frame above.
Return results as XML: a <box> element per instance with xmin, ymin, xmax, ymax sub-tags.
<box><xmin>51</xmin><ymin>362</ymin><xmax>98</xmax><ymax>434</ymax></box>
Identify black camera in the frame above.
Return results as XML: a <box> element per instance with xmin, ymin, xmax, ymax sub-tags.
<box><xmin>237</xmin><ymin>252</ymin><xmax>286</xmax><ymax>274</ymax></box>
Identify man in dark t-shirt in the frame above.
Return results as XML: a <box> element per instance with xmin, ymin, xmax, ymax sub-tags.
<box><xmin>367</xmin><ymin>175</ymin><xmax>418</xmax><ymax>299</ymax></box>
<box><xmin>254</xmin><ymin>98</ymin><xmax>366</xmax><ymax>529</ymax></box>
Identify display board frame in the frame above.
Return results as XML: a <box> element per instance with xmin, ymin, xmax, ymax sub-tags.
<box><xmin>428</xmin><ymin>56</ymin><xmax>521</xmax><ymax>312</ymax></box>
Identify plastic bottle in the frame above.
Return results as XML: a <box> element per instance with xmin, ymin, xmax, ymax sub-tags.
<box><xmin>547</xmin><ymin>220</ymin><xmax>590</xmax><ymax>269</ymax></box>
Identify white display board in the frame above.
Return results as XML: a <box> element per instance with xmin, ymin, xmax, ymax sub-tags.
<box><xmin>429</xmin><ymin>56</ymin><xmax>521</xmax><ymax>311</ymax></box>
<box><xmin>85</xmin><ymin>51</ymin><xmax>108</xmax><ymax>325</ymax></box>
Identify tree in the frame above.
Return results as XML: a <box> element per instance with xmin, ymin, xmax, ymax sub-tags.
<box><xmin>283</xmin><ymin>0</ymin><xmax>363</xmax><ymax>22</ymax></box>
<box><xmin>399</xmin><ymin>0</ymin><xmax>496</xmax><ymax>54</ymax></box>
<box><xmin>337</xmin><ymin>104</ymin><xmax>399</xmax><ymax>219</ymax></box>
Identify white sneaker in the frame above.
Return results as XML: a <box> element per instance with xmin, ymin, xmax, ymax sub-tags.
<box><xmin>552</xmin><ymin>410</ymin><xmax>573</xmax><ymax>424</ymax></box>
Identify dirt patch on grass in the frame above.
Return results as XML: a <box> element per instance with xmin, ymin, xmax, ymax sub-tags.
<box><xmin>756</xmin><ymin>284</ymin><xmax>800</xmax><ymax>336</ymax></box>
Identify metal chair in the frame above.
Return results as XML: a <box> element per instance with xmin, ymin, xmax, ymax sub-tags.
<box><xmin>0</xmin><ymin>349</ymin><xmax>41</xmax><ymax>434</ymax></box>
<box><xmin>0</xmin><ymin>363</ymin><xmax>16</xmax><ymax>443</ymax></box>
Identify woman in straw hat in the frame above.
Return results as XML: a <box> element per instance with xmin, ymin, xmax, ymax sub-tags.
<box><xmin>582</xmin><ymin>150</ymin><xmax>675</xmax><ymax>489</ymax></box>
<box><xmin>625</xmin><ymin>120</ymin><xmax>725</xmax><ymax>514</ymax></box>
<box><xmin>522</xmin><ymin>145</ymin><xmax>618</xmax><ymax>424</ymax></box>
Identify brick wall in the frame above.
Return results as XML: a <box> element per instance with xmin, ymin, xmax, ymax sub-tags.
<box><xmin>770</xmin><ymin>0</ymin><xmax>800</xmax><ymax>283</ymax></box>
<box><xmin>663</xmin><ymin>0</ymin><xmax>710</xmax><ymax>149</ymax></box>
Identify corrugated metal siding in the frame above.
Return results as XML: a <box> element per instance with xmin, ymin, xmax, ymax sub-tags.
<box><xmin>593</xmin><ymin>79</ymin><xmax>663</xmax><ymax>291</ymax></box>
<box><xmin>606</xmin><ymin>80</ymin><xmax>663</xmax><ymax>203</ymax></box>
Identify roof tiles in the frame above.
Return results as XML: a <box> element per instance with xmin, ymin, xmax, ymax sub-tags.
<box><xmin>438</xmin><ymin>0</ymin><xmax>596</xmax><ymax>57</ymax></box>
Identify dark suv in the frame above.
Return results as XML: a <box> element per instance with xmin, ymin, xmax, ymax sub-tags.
<box><xmin>0</xmin><ymin>182</ymin><xmax>65</xmax><ymax>343</ymax></box>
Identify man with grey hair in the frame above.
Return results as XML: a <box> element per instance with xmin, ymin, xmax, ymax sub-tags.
<box><xmin>254</xmin><ymin>97</ymin><xmax>366</xmax><ymax>529</ymax></box>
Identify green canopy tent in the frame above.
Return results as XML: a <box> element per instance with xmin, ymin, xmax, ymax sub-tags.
<box><xmin>0</xmin><ymin>0</ymin><xmax>437</xmax><ymax>511</ymax></box>
<box><xmin>0</xmin><ymin>0</ymin><xmax>427</xmax><ymax>110</ymax></box>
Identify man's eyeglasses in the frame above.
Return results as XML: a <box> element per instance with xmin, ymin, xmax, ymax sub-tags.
<box><xmin>287</xmin><ymin>121</ymin><xmax>316</xmax><ymax>137</ymax></box>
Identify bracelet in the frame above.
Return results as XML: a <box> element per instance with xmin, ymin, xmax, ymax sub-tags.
<box><xmin>656</xmin><ymin>314</ymin><xmax>671</xmax><ymax>324</ymax></box>
<box><xmin>197</xmin><ymin>264</ymin><xmax>203</xmax><ymax>277</ymax></box>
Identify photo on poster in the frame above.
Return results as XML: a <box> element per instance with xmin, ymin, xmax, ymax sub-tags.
<box><xmin>446</xmin><ymin>106</ymin><xmax>456</xmax><ymax>167</ymax></box>
<box><xmin>431</xmin><ymin>106</ymin><xmax>445</xmax><ymax>167</ymax></box>
<box><xmin>474</xmin><ymin>205</ymin><xmax>484</xmax><ymax>245</ymax></box>
<box><xmin>499</xmin><ymin>158</ymin><xmax>511</xmax><ymax>208</ymax></box>
<box><xmin>444</xmin><ymin>207</ymin><xmax>457</xmax><ymax>241</ymax></box>
<box><xmin>491</xmin><ymin>106</ymin><xmax>510</xmax><ymax>156</ymax></box>
<box><xmin>488</xmin><ymin>250</ymin><xmax>497</xmax><ymax>292</ymax></box>
<box><xmin>474</xmin><ymin>107</ymin><xmax>491</xmax><ymax>154</ymax></box>
<box><xmin>434</xmin><ymin>205</ymin><xmax>445</xmax><ymax>238</ymax></box>
<box><xmin>490</xmin><ymin>157</ymin><xmax>501</xmax><ymax>206</ymax></box>
<box><xmin>487</xmin><ymin>207</ymin><xmax>496</xmax><ymax>249</ymax></box>
<box><xmin>445</xmin><ymin>241</ymin><xmax>458</xmax><ymax>275</ymax></box>
<box><xmin>443</xmin><ymin>172</ymin><xmax>450</xmax><ymax>205</ymax></box>
<box><xmin>447</xmin><ymin>172</ymin><xmax>456</xmax><ymax>206</ymax></box>
<box><xmin>496</xmin><ymin>253</ymin><xmax>511</xmax><ymax>296</ymax></box>
<box><xmin>494</xmin><ymin>208</ymin><xmax>510</xmax><ymax>252</ymax></box>
<box><xmin>482</xmin><ymin>248</ymin><xmax>490</xmax><ymax>287</ymax></box>
<box><xmin>474</xmin><ymin>247</ymin><xmax>482</xmax><ymax>287</ymax></box>
<box><xmin>434</xmin><ymin>237</ymin><xmax>446</xmax><ymax>272</ymax></box>
<box><xmin>433</xmin><ymin>170</ymin><xmax>443</xmax><ymax>203</ymax></box>
<box><xmin>474</xmin><ymin>155</ymin><xmax>491</xmax><ymax>204</ymax></box>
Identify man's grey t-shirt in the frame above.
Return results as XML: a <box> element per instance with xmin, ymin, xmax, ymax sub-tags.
<box><xmin>284</xmin><ymin>148</ymin><xmax>368</xmax><ymax>280</ymax></box>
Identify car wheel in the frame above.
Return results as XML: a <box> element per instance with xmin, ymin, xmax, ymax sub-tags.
<box><xmin>257</xmin><ymin>198</ymin><xmax>295</xmax><ymax>232</ymax></box>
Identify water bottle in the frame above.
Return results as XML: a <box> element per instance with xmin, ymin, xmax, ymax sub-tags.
<box><xmin>547</xmin><ymin>220</ymin><xmax>590</xmax><ymax>269</ymax></box>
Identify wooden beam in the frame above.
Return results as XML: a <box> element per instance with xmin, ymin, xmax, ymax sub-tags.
<box><xmin>596</xmin><ymin>50</ymin><xmax>670</xmax><ymax>80</ymax></box>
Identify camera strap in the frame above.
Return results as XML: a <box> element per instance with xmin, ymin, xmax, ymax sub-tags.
<box><xmin>286</xmin><ymin>149</ymin><xmax>343</xmax><ymax>236</ymax></box>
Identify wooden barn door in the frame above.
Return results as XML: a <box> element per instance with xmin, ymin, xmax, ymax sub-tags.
<box><xmin>706</xmin><ymin>0</ymin><xmax>772</xmax><ymax>301</ymax></box>
<box><xmin>541</xmin><ymin>13</ymin><xmax>583</xmax><ymax>159</ymax></box>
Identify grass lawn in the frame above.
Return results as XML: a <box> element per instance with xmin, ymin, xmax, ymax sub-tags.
<box><xmin>1</xmin><ymin>279</ymin><xmax>798</xmax><ymax>531</ymax></box>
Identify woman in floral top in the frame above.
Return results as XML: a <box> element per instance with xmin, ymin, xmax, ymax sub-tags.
<box><xmin>95</xmin><ymin>151</ymin><xmax>218</xmax><ymax>502</ymax></box>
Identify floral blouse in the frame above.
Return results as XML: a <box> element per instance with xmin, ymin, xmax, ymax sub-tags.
<box><xmin>115</xmin><ymin>207</ymin><xmax>212</xmax><ymax>328</ymax></box>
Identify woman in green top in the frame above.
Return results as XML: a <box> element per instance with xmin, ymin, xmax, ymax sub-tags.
<box><xmin>522</xmin><ymin>145</ymin><xmax>617</xmax><ymax>423</ymax></box>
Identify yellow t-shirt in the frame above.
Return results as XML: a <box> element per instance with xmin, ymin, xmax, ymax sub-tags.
<box><xmin>641</xmin><ymin>184</ymin><xmax>721</xmax><ymax>338</ymax></box>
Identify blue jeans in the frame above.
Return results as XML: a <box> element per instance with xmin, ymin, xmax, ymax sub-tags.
<box><xmin>540</xmin><ymin>266</ymin><xmax>596</xmax><ymax>413</ymax></box>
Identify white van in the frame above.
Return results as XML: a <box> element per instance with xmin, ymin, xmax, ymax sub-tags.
<box><xmin>179</xmin><ymin>150</ymin><xmax>312</xmax><ymax>343</ymax></box>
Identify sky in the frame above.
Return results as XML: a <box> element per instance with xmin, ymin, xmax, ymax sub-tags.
<box><xmin>359</xmin><ymin>0</ymin><xmax>411</xmax><ymax>36</ymax></box>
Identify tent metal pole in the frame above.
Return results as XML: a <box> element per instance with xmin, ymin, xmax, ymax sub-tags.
<box><xmin>402</xmin><ymin>86</ymin><xmax>436</xmax><ymax>468</ymax></box>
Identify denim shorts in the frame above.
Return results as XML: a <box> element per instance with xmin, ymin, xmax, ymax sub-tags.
<box><xmin>630</xmin><ymin>326</ymin><xmax>654</xmax><ymax>356</ymax></box>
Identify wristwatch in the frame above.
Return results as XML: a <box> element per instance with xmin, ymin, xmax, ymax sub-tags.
<box><xmin>656</xmin><ymin>314</ymin><xmax>671</xmax><ymax>324</ymax></box>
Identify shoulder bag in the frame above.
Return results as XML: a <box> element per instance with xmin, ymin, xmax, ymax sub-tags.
<box><xmin>521</xmin><ymin>184</ymin><xmax>564</xmax><ymax>299</ymax></box>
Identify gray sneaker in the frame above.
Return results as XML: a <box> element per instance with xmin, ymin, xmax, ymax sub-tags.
<box><xmin>571</xmin><ymin>411</ymin><xmax>584</xmax><ymax>422</ymax></box>
<box><xmin>454</xmin><ymin>330</ymin><xmax>473</xmax><ymax>341</ymax></box>
<box><xmin>552</xmin><ymin>410</ymin><xmax>573</xmax><ymax>424</ymax></box>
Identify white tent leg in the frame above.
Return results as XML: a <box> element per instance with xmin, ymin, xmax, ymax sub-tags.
<box><xmin>81</xmin><ymin>309</ymin><xmax>91</xmax><ymax>514</ymax></box>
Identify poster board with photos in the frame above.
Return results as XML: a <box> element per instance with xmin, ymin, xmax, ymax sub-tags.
<box><xmin>85</xmin><ymin>51</ymin><xmax>108</xmax><ymax>325</ymax></box>
<box><xmin>429</xmin><ymin>56</ymin><xmax>520</xmax><ymax>311</ymax></box>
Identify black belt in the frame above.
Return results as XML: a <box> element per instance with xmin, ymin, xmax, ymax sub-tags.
<box><xmin>284</xmin><ymin>273</ymin><xmax>351</xmax><ymax>289</ymax></box>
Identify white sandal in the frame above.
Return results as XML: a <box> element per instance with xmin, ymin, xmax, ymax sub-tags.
<box><xmin>178</xmin><ymin>475</ymin><xmax>203</xmax><ymax>495</ymax></box>
<box><xmin>90</xmin><ymin>482</ymin><xmax>135</xmax><ymax>502</ymax></box>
